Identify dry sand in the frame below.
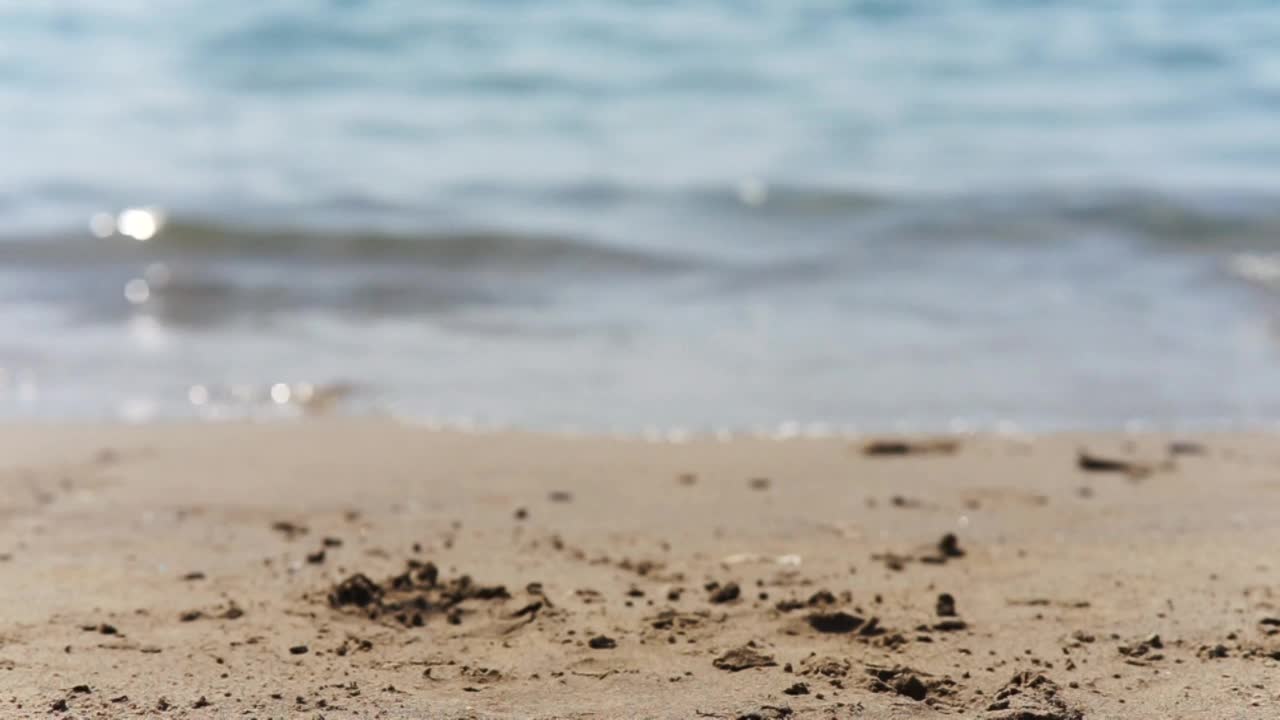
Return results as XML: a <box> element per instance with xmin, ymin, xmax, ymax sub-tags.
<box><xmin>2</xmin><ymin>422</ymin><xmax>1280</xmax><ymax>718</ymax></box>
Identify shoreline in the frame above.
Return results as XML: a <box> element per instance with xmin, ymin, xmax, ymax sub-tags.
<box><xmin>2</xmin><ymin>422</ymin><xmax>1279</xmax><ymax>717</ymax></box>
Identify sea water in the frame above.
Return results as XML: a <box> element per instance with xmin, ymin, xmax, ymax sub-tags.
<box><xmin>2</xmin><ymin>1</ymin><xmax>1280</xmax><ymax>431</ymax></box>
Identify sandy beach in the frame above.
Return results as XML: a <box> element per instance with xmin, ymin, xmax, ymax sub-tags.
<box><xmin>7</xmin><ymin>4</ymin><xmax>1280</xmax><ymax>719</ymax></box>
<box><xmin>3</xmin><ymin>422</ymin><xmax>1280</xmax><ymax>718</ymax></box>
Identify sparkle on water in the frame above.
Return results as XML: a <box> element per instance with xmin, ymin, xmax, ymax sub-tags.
<box><xmin>116</xmin><ymin>208</ymin><xmax>161</xmax><ymax>241</ymax></box>
<box><xmin>123</xmin><ymin>278</ymin><xmax>150</xmax><ymax>304</ymax></box>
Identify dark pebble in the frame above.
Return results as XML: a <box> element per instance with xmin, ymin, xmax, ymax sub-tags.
<box><xmin>588</xmin><ymin>635</ymin><xmax>617</xmax><ymax>649</ymax></box>
<box><xmin>936</xmin><ymin>593</ymin><xmax>957</xmax><ymax>617</ymax></box>
<box><xmin>808</xmin><ymin>611</ymin><xmax>865</xmax><ymax>634</ymax></box>
<box><xmin>938</xmin><ymin>533</ymin><xmax>964</xmax><ymax>558</ymax></box>
<box><xmin>709</xmin><ymin>582</ymin><xmax>741</xmax><ymax>604</ymax></box>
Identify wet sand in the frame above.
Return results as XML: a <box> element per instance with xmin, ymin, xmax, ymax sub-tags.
<box><xmin>2</xmin><ymin>422</ymin><xmax>1280</xmax><ymax>718</ymax></box>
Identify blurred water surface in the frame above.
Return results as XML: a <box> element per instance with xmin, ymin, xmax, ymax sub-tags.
<box><xmin>3</xmin><ymin>1</ymin><xmax>1280</xmax><ymax>430</ymax></box>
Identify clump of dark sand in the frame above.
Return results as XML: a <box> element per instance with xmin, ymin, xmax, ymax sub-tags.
<box><xmin>917</xmin><ymin>535</ymin><xmax>964</xmax><ymax>566</ymax></box>
<box><xmin>327</xmin><ymin>560</ymin><xmax>510</xmax><ymax>628</ymax></box>
<box><xmin>985</xmin><ymin>671</ymin><xmax>1082</xmax><ymax>720</ymax></box>
<box><xmin>714</xmin><ymin>644</ymin><xmax>777</xmax><ymax>672</ymax></box>
<box><xmin>1077</xmin><ymin>451</ymin><xmax>1155</xmax><ymax>478</ymax></box>
<box><xmin>864</xmin><ymin>664</ymin><xmax>957</xmax><ymax>703</ymax></box>
<box><xmin>863</xmin><ymin>439</ymin><xmax>959</xmax><ymax>457</ymax></box>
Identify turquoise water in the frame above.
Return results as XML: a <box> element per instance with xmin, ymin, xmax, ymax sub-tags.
<box><xmin>3</xmin><ymin>1</ymin><xmax>1280</xmax><ymax>429</ymax></box>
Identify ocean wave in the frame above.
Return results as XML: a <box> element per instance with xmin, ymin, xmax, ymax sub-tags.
<box><xmin>0</xmin><ymin>219</ymin><xmax>699</xmax><ymax>274</ymax></box>
<box><xmin>2</xmin><ymin>186</ymin><xmax>1279</xmax><ymax>272</ymax></box>
<box><xmin>833</xmin><ymin>188</ymin><xmax>1280</xmax><ymax>248</ymax></box>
